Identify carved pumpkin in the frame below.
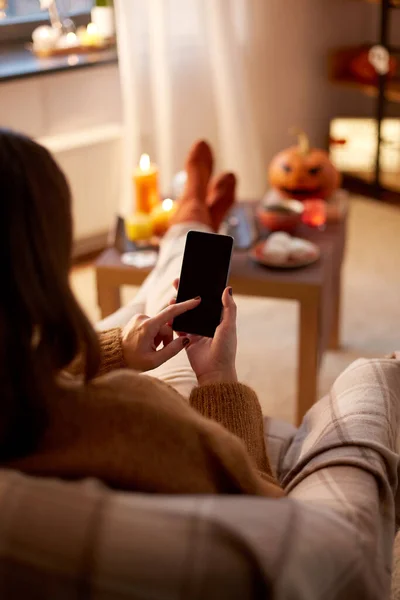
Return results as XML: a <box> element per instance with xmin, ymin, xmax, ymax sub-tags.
<box><xmin>268</xmin><ymin>131</ymin><xmax>341</xmax><ymax>201</ymax></box>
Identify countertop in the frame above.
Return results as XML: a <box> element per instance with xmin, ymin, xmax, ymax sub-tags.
<box><xmin>0</xmin><ymin>43</ymin><xmax>118</xmax><ymax>83</ymax></box>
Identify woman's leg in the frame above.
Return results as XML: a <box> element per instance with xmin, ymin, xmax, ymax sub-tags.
<box><xmin>96</xmin><ymin>301</ymin><xmax>146</xmax><ymax>331</ymax></box>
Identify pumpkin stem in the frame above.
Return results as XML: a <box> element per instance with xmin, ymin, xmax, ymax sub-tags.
<box><xmin>289</xmin><ymin>127</ymin><xmax>310</xmax><ymax>156</ymax></box>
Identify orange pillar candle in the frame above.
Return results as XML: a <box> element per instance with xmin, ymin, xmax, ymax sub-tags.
<box><xmin>151</xmin><ymin>198</ymin><xmax>175</xmax><ymax>236</ymax></box>
<box><xmin>133</xmin><ymin>154</ymin><xmax>160</xmax><ymax>214</ymax></box>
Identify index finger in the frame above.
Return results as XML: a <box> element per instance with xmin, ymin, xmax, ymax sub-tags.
<box><xmin>152</xmin><ymin>297</ymin><xmax>201</xmax><ymax>327</ymax></box>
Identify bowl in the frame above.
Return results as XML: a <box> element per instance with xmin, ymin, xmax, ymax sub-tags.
<box><xmin>256</xmin><ymin>199</ymin><xmax>304</xmax><ymax>234</ymax></box>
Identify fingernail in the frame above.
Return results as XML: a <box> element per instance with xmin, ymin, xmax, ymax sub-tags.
<box><xmin>183</xmin><ymin>337</ymin><xmax>190</xmax><ymax>347</ymax></box>
<box><xmin>228</xmin><ymin>287</ymin><xmax>233</xmax><ymax>296</ymax></box>
<box><xmin>194</xmin><ymin>296</ymin><xmax>201</xmax><ymax>301</ymax></box>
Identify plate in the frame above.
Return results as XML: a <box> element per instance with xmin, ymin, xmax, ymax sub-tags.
<box><xmin>249</xmin><ymin>240</ymin><xmax>320</xmax><ymax>270</ymax></box>
<box><xmin>121</xmin><ymin>250</ymin><xmax>158</xmax><ymax>268</ymax></box>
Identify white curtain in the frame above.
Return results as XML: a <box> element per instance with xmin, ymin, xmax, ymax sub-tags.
<box><xmin>114</xmin><ymin>0</ymin><xmax>371</xmax><ymax>215</ymax></box>
<box><xmin>114</xmin><ymin>0</ymin><xmax>267</xmax><ymax>214</ymax></box>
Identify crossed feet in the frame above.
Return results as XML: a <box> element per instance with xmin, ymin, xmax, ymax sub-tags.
<box><xmin>170</xmin><ymin>140</ymin><xmax>236</xmax><ymax>232</ymax></box>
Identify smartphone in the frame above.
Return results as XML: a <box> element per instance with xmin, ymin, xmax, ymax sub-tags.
<box><xmin>173</xmin><ymin>231</ymin><xmax>234</xmax><ymax>338</ymax></box>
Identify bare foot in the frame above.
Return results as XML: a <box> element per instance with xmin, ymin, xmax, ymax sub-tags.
<box><xmin>207</xmin><ymin>173</ymin><xmax>236</xmax><ymax>231</ymax></box>
<box><xmin>170</xmin><ymin>140</ymin><xmax>214</xmax><ymax>228</ymax></box>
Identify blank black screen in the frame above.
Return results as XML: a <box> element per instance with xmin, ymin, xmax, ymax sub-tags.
<box><xmin>173</xmin><ymin>231</ymin><xmax>233</xmax><ymax>338</ymax></box>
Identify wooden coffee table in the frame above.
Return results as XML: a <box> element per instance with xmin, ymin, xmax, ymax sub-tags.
<box><xmin>95</xmin><ymin>213</ymin><xmax>346</xmax><ymax>425</ymax></box>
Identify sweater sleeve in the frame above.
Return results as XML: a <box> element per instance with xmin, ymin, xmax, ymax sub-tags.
<box><xmin>97</xmin><ymin>328</ymin><xmax>126</xmax><ymax>376</ymax></box>
<box><xmin>9</xmin><ymin>371</ymin><xmax>284</xmax><ymax>498</ymax></box>
<box><xmin>68</xmin><ymin>329</ymin><xmax>126</xmax><ymax>377</ymax></box>
<box><xmin>190</xmin><ymin>382</ymin><xmax>275</xmax><ymax>482</ymax></box>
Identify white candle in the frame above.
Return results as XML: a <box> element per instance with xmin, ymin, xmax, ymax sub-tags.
<box><xmin>91</xmin><ymin>4</ymin><xmax>115</xmax><ymax>39</ymax></box>
<box><xmin>32</xmin><ymin>25</ymin><xmax>59</xmax><ymax>52</ymax></box>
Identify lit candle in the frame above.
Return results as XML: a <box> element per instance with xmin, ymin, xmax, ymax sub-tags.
<box><xmin>32</xmin><ymin>25</ymin><xmax>59</xmax><ymax>54</ymax></box>
<box><xmin>125</xmin><ymin>212</ymin><xmax>153</xmax><ymax>242</ymax></box>
<box><xmin>151</xmin><ymin>198</ymin><xmax>175</xmax><ymax>236</ymax></box>
<box><xmin>133</xmin><ymin>154</ymin><xmax>160</xmax><ymax>214</ymax></box>
<box><xmin>58</xmin><ymin>31</ymin><xmax>79</xmax><ymax>49</ymax></box>
<box><xmin>80</xmin><ymin>22</ymin><xmax>103</xmax><ymax>46</ymax></box>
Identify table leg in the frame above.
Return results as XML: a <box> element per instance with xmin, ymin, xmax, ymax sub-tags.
<box><xmin>329</xmin><ymin>270</ymin><xmax>342</xmax><ymax>351</ymax></box>
<box><xmin>296</xmin><ymin>294</ymin><xmax>320</xmax><ymax>426</ymax></box>
<box><xmin>96</xmin><ymin>271</ymin><xmax>122</xmax><ymax>319</ymax></box>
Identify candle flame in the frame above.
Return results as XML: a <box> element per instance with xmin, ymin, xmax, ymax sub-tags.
<box><xmin>162</xmin><ymin>198</ymin><xmax>174</xmax><ymax>212</ymax></box>
<box><xmin>139</xmin><ymin>153</ymin><xmax>151</xmax><ymax>171</ymax></box>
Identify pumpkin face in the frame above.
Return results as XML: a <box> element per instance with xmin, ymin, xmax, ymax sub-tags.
<box><xmin>269</xmin><ymin>134</ymin><xmax>341</xmax><ymax>201</ymax></box>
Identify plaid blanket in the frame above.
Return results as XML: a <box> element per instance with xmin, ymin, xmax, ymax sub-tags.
<box><xmin>0</xmin><ymin>357</ymin><xmax>399</xmax><ymax>599</ymax></box>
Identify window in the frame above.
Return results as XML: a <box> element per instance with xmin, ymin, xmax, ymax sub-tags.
<box><xmin>4</xmin><ymin>0</ymin><xmax>93</xmax><ymax>22</ymax></box>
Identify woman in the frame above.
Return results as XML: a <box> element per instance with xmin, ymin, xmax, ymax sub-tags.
<box><xmin>2</xmin><ymin>130</ymin><xmax>400</xmax><ymax>600</ymax></box>
<box><xmin>0</xmin><ymin>129</ymin><xmax>283</xmax><ymax>497</ymax></box>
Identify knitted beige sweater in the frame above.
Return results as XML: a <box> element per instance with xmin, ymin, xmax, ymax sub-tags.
<box><xmin>7</xmin><ymin>329</ymin><xmax>283</xmax><ymax>497</ymax></box>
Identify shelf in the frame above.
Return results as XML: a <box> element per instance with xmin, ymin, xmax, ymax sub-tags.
<box><xmin>332</xmin><ymin>76</ymin><xmax>400</xmax><ymax>103</ymax></box>
<box><xmin>360</xmin><ymin>0</ymin><xmax>400</xmax><ymax>6</ymax></box>
<box><xmin>329</xmin><ymin>46</ymin><xmax>400</xmax><ymax>104</ymax></box>
<box><xmin>332</xmin><ymin>4</ymin><xmax>400</xmax><ymax>205</ymax></box>
<box><xmin>0</xmin><ymin>44</ymin><xmax>118</xmax><ymax>84</ymax></box>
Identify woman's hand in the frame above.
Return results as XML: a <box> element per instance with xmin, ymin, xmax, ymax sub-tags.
<box><xmin>121</xmin><ymin>297</ymin><xmax>200</xmax><ymax>372</ymax></box>
<box><xmin>171</xmin><ymin>280</ymin><xmax>238</xmax><ymax>385</ymax></box>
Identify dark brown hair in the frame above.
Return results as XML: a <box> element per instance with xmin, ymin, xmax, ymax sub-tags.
<box><xmin>0</xmin><ymin>129</ymin><xmax>100</xmax><ymax>459</ymax></box>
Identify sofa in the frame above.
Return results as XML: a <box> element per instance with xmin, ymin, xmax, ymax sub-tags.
<box><xmin>1</xmin><ymin>348</ymin><xmax>400</xmax><ymax>600</ymax></box>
